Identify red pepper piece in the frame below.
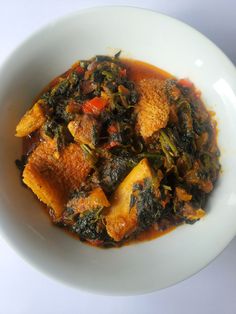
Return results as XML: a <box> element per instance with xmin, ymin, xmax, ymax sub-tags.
<box><xmin>178</xmin><ymin>79</ymin><xmax>193</xmax><ymax>88</ymax></box>
<box><xmin>82</xmin><ymin>97</ymin><xmax>108</xmax><ymax>116</ymax></box>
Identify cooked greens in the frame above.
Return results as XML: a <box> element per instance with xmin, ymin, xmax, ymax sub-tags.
<box><xmin>15</xmin><ymin>55</ymin><xmax>220</xmax><ymax>248</ymax></box>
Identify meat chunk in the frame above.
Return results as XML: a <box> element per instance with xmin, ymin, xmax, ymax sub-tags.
<box><xmin>181</xmin><ymin>203</ymin><xmax>205</xmax><ymax>222</ymax></box>
<box><xmin>23</xmin><ymin>139</ymin><xmax>92</xmax><ymax>220</ymax></box>
<box><xmin>97</xmin><ymin>153</ymin><xmax>137</xmax><ymax>195</ymax></box>
<box><xmin>66</xmin><ymin>187</ymin><xmax>110</xmax><ymax>216</ymax></box>
<box><xmin>68</xmin><ymin>114</ymin><xmax>99</xmax><ymax>147</ymax></box>
<box><xmin>62</xmin><ymin>187</ymin><xmax>110</xmax><ymax>234</ymax></box>
<box><xmin>105</xmin><ymin>158</ymin><xmax>153</xmax><ymax>242</ymax></box>
<box><xmin>175</xmin><ymin>187</ymin><xmax>192</xmax><ymax>202</ymax></box>
<box><xmin>135</xmin><ymin>79</ymin><xmax>170</xmax><ymax>139</ymax></box>
<box><xmin>16</xmin><ymin>100</ymin><xmax>46</xmax><ymax>137</ymax></box>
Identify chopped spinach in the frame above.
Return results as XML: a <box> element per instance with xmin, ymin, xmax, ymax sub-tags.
<box><xmin>71</xmin><ymin>207</ymin><xmax>107</xmax><ymax>240</ymax></box>
<box><xmin>131</xmin><ymin>179</ymin><xmax>164</xmax><ymax>230</ymax></box>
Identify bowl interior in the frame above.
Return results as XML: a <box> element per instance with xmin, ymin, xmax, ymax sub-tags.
<box><xmin>0</xmin><ymin>7</ymin><xmax>236</xmax><ymax>295</ymax></box>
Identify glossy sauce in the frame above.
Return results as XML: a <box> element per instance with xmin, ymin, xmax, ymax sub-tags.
<box><xmin>122</xmin><ymin>58</ymin><xmax>173</xmax><ymax>82</ymax></box>
<box><xmin>66</xmin><ymin>224</ymin><xmax>176</xmax><ymax>248</ymax></box>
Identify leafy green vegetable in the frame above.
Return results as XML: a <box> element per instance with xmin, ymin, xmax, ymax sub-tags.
<box><xmin>95</xmin><ymin>55</ymin><xmax>113</xmax><ymax>62</ymax></box>
<box><xmin>114</xmin><ymin>50</ymin><xmax>122</xmax><ymax>59</ymax></box>
<box><xmin>15</xmin><ymin>155</ymin><xmax>27</xmax><ymax>172</ymax></box>
<box><xmin>81</xmin><ymin>144</ymin><xmax>97</xmax><ymax>164</ymax></box>
<box><xmin>160</xmin><ymin>130</ymin><xmax>179</xmax><ymax>157</ymax></box>
<box><xmin>44</xmin><ymin>121</ymin><xmax>71</xmax><ymax>151</ymax></box>
<box><xmin>71</xmin><ymin>207</ymin><xmax>107</xmax><ymax>240</ymax></box>
<box><xmin>97</xmin><ymin>152</ymin><xmax>138</xmax><ymax>194</ymax></box>
<box><xmin>131</xmin><ymin>179</ymin><xmax>164</xmax><ymax>230</ymax></box>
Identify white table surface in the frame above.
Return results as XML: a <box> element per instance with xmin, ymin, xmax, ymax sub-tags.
<box><xmin>0</xmin><ymin>1</ymin><xmax>236</xmax><ymax>313</ymax></box>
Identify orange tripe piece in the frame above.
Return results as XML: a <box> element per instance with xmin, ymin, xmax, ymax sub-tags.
<box><xmin>67</xmin><ymin>187</ymin><xmax>110</xmax><ymax>215</ymax></box>
<box><xmin>135</xmin><ymin>79</ymin><xmax>170</xmax><ymax>139</ymax></box>
<box><xmin>105</xmin><ymin>158</ymin><xmax>153</xmax><ymax>242</ymax></box>
<box><xmin>15</xmin><ymin>100</ymin><xmax>46</xmax><ymax>137</ymax></box>
<box><xmin>23</xmin><ymin>139</ymin><xmax>92</xmax><ymax>220</ymax></box>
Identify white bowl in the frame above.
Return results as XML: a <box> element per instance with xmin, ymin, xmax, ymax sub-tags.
<box><xmin>0</xmin><ymin>6</ymin><xmax>236</xmax><ymax>295</ymax></box>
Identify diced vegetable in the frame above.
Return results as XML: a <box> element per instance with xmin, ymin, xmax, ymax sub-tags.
<box><xmin>103</xmin><ymin>141</ymin><xmax>120</xmax><ymax>150</ymax></box>
<box><xmin>178</xmin><ymin>79</ymin><xmax>193</xmax><ymax>88</ymax></box>
<box><xmin>119</xmin><ymin>69</ymin><xmax>127</xmax><ymax>77</ymax></box>
<box><xmin>107</xmin><ymin>123</ymin><xmax>118</xmax><ymax>134</ymax></box>
<box><xmin>72</xmin><ymin>63</ymin><xmax>84</xmax><ymax>74</ymax></box>
<box><xmin>82</xmin><ymin>97</ymin><xmax>108</xmax><ymax>116</ymax></box>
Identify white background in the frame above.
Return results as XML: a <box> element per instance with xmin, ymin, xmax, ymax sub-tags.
<box><xmin>0</xmin><ymin>1</ymin><xmax>236</xmax><ymax>313</ymax></box>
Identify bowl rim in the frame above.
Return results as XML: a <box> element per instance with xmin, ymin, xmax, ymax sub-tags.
<box><xmin>0</xmin><ymin>5</ymin><xmax>235</xmax><ymax>74</ymax></box>
<box><xmin>0</xmin><ymin>5</ymin><xmax>236</xmax><ymax>295</ymax></box>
